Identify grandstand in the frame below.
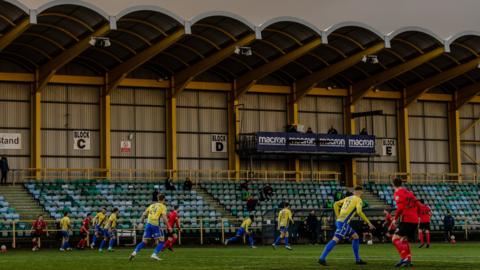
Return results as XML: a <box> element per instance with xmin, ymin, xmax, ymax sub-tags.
<box><xmin>0</xmin><ymin>1</ymin><xmax>480</xmax><ymax>269</ymax></box>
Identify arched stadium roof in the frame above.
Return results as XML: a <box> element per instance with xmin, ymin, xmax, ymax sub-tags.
<box><xmin>1</xmin><ymin>0</ymin><xmax>480</xmax><ymax>105</ymax></box>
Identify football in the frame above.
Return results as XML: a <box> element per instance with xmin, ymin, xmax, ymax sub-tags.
<box><xmin>0</xmin><ymin>245</ymin><xmax>7</xmax><ymax>253</ymax></box>
<box><xmin>367</xmin><ymin>240</ymin><xmax>373</xmax><ymax>245</ymax></box>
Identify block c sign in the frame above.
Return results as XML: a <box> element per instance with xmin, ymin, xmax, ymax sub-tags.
<box><xmin>73</xmin><ymin>130</ymin><xmax>91</xmax><ymax>150</ymax></box>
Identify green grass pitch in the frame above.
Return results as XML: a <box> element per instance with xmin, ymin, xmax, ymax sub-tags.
<box><xmin>1</xmin><ymin>243</ymin><xmax>479</xmax><ymax>270</ymax></box>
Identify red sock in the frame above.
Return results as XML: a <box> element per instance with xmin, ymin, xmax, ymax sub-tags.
<box><xmin>162</xmin><ymin>239</ymin><xmax>172</xmax><ymax>250</ymax></box>
<box><xmin>402</xmin><ymin>239</ymin><xmax>411</xmax><ymax>260</ymax></box>
<box><xmin>32</xmin><ymin>239</ymin><xmax>37</xmax><ymax>249</ymax></box>
<box><xmin>418</xmin><ymin>231</ymin><xmax>424</xmax><ymax>244</ymax></box>
<box><xmin>171</xmin><ymin>236</ymin><xmax>177</xmax><ymax>245</ymax></box>
<box><xmin>392</xmin><ymin>238</ymin><xmax>406</xmax><ymax>259</ymax></box>
<box><xmin>426</xmin><ymin>231</ymin><xmax>430</xmax><ymax>245</ymax></box>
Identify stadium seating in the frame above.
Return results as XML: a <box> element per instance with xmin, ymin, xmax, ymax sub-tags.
<box><xmin>201</xmin><ymin>180</ymin><xmax>345</xmax><ymax>226</ymax></box>
<box><xmin>0</xmin><ymin>195</ymin><xmax>19</xmax><ymax>222</ymax></box>
<box><xmin>365</xmin><ymin>182</ymin><xmax>480</xmax><ymax>230</ymax></box>
<box><xmin>24</xmin><ymin>180</ymin><xmax>222</xmax><ymax>231</ymax></box>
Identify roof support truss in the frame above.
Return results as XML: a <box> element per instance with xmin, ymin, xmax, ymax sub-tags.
<box><xmin>0</xmin><ymin>17</ymin><xmax>30</xmax><ymax>52</ymax></box>
<box><xmin>35</xmin><ymin>24</ymin><xmax>110</xmax><ymax>93</ymax></box>
<box><xmin>293</xmin><ymin>42</ymin><xmax>385</xmax><ymax>103</ymax></box>
<box><xmin>106</xmin><ymin>28</ymin><xmax>185</xmax><ymax>95</ymax></box>
<box><xmin>234</xmin><ymin>38</ymin><xmax>322</xmax><ymax>99</ymax></box>
<box><xmin>172</xmin><ymin>33</ymin><xmax>256</xmax><ymax>98</ymax></box>
<box><xmin>351</xmin><ymin>47</ymin><xmax>445</xmax><ymax>104</ymax></box>
<box><xmin>455</xmin><ymin>82</ymin><xmax>480</xmax><ymax>110</ymax></box>
<box><xmin>404</xmin><ymin>57</ymin><xmax>480</xmax><ymax>107</ymax></box>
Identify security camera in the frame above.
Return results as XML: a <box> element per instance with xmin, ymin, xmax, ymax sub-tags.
<box><xmin>361</xmin><ymin>55</ymin><xmax>379</xmax><ymax>64</ymax></box>
<box><xmin>234</xmin><ymin>46</ymin><xmax>252</xmax><ymax>56</ymax></box>
<box><xmin>89</xmin><ymin>37</ymin><xmax>111</xmax><ymax>48</ymax></box>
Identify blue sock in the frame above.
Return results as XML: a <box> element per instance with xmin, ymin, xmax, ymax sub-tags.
<box><xmin>153</xmin><ymin>242</ymin><xmax>164</xmax><ymax>255</ymax></box>
<box><xmin>352</xmin><ymin>239</ymin><xmax>360</xmax><ymax>261</ymax></box>
<box><xmin>248</xmin><ymin>236</ymin><xmax>254</xmax><ymax>246</ymax></box>
<box><xmin>134</xmin><ymin>242</ymin><xmax>145</xmax><ymax>253</ymax></box>
<box><xmin>320</xmin><ymin>240</ymin><xmax>337</xmax><ymax>261</ymax></box>
<box><xmin>227</xmin><ymin>236</ymin><xmax>238</xmax><ymax>243</ymax></box>
<box><xmin>62</xmin><ymin>241</ymin><xmax>69</xmax><ymax>249</ymax></box>
<box><xmin>109</xmin><ymin>239</ymin><xmax>115</xmax><ymax>249</ymax></box>
<box><xmin>285</xmin><ymin>237</ymin><xmax>289</xmax><ymax>246</ymax></box>
<box><xmin>91</xmin><ymin>235</ymin><xmax>97</xmax><ymax>246</ymax></box>
<box><xmin>274</xmin><ymin>236</ymin><xmax>281</xmax><ymax>245</ymax></box>
<box><xmin>99</xmin><ymin>240</ymin><xmax>105</xmax><ymax>250</ymax></box>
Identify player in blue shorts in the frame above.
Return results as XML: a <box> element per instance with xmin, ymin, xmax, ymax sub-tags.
<box><xmin>90</xmin><ymin>207</ymin><xmax>107</xmax><ymax>249</ymax></box>
<box><xmin>224</xmin><ymin>215</ymin><xmax>256</xmax><ymax>248</ymax></box>
<box><xmin>319</xmin><ymin>186</ymin><xmax>375</xmax><ymax>266</ymax></box>
<box><xmin>99</xmin><ymin>208</ymin><xmax>119</xmax><ymax>252</ymax></box>
<box><xmin>130</xmin><ymin>194</ymin><xmax>168</xmax><ymax>261</ymax></box>
<box><xmin>272</xmin><ymin>202</ymin><xmax>294</xmax><ymax>250</ymax></box>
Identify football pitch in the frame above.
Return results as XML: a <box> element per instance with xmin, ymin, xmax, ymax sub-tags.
<box><xmin>1</xmin><ymin>243</ymin><xmax>479</xmax><ymax>270</ymax></box>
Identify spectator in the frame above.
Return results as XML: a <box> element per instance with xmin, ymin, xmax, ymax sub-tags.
<box><xmin>165</xmin><ymin>177</ymin><xmax>176</xmax><ymax>191</ymax></box>
<box><xmin>263</xmin><ymin>184</ymin><xmax>274</xmax><ymax>200</ymax></box>
<box><xmin>360</xmin><ymin>128</ymin><xmax>368</xmax><ymax>135</ymax></box>
<box><xmin>0</xmin><ymin>156</ymin><xmax>9</xmax><ymax>185</ymax></box>
<box><xmin>240</xmin><ymin>179</ymin><xmax>249</xmax><ymax>191</ymax></box>
<box><xmin>306</xmin><ymin>127</ymin><xmax>314</xmax><ymax>134</ymax></box>
<box><xmin>305</xmin><ymin>210</ymin><xmax>318</xmax><ymax>244</ymax></box>
<box><xmin>151</xmin><ymin>189</ymin><xmax>159</xmax><ymax>202</ymax></box>
<box><xmin>246</xmin><ymin>196</ymin><xmax>258</xmax><ymax>212</ymax></box>
<box><xmin>183</xmin><ymin>177</ymin><xmax>193</xmax><ymax>191</ymax></box>
<box><xmin>327</xmin><ymin>126</ymin><xmax>338</xmax><ymax>135</ymax></box>
<box><xmin>443</xmin><ymin>211</ymin><xmax>455</xmax><ymax>242</ymax></box>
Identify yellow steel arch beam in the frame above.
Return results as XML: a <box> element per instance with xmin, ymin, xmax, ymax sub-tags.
<box><xmin>36</xmin><ymin>22</ymin><xmax>79</xmax><ymax>41</ymax></box>
<box><xmin>293</xmin><ymin>42</ymin><xmax>385</xmax><ymax>103</ymax></box>
<box><xmin>172</xmin><ymin>33</ymin><xmax>255</xmax><ymax>97</ymax></box>
<box><xmin>109</xmin><ymin>38</ymin><xmax>137</xmax><ymax>55</ymax></box>
<box><xmin>0</xmin><ymin>17</ymin><xmax>30</xmax><ymax>51</ymax></box>
<box><xmin>235</xmin><ymin>38</ymin><xmax>321</xmax><ymax>99</ymax></box>
<box><xmin>105</xmin><ymin>28</ymin><xmax>184</xmax><ymax>95</ymax></box>
<box><xmin>193</xmin><ymin>23</ymin><xmax>237</xmax><ymax>41</ymax></box>
<box><xmin>0</xmin><ymin>14</ymin><xmax>15</xmax><ymax>26</ymax></box>
<box><xmin>13</xmin><ymin>42</ymin><xmax>52</xmax><ymax>60</ymax></box>
<box><xmin>455</xmin><ymin>81</ymin><xmax>480</xmax><ymax>110</ymax></box>
<box><xmin>404</xmin><ymin>57</ymin><xmax>480</xmax><ymax>107</ymax></box>
<box><xmin>116</xmin><ymin>28</ymin><xmax>152</xmax><ymax>46</ymax></box>
<box><xmin>329</xmin><ymin>32</ymin><xmax>365</xmax><ymax>49</ymax></box>
<box><xmin>263</xmin><ymin>28</ymin><xmax>303</xmax><ymax>46</ymax></box>
<box><xmin>38</xmin><ymin>13</ymin><xmax>93</xmax><ymax>32</ymax></box>
<box><xmin>23</xmin><ymin>33</ymin><xmax>65</xmax><ymax>50</ymax></box>
<box><xmin>351</xmin><ymin>47</ymin><xmax>445</xmax><ymax>104</ymax></box>
<box><xmin>119</xmin><ymin>18</ymin><xmax>167</xmax><ymax>36</ymax></box>
<box><xmin>35</xmin><ymin>24</ymin><xmax>110</xmax><ymax>93</ymax></box>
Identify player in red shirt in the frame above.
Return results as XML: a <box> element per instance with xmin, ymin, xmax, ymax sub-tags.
<box><xmin>31</xmin><ymin>214</ymin><xmax>48</xmax><ymax>251</ymax></box>
<box><xmin>389</xmin><ymin>178</ymin><xmax>421</xmax><ymax>267</ymax></box>
<box><xmin>161</xmin><ymin>205</ymin><xmax>181</xmax><ymax>252</ymax></box>
<box><xmin>383</xmin><ymin>208</ymin><xmax>395</xmax><ymax>242</ymax></box>
<box><xmin>417</xmin><ymin>199</ymin><xmax>432</xmax><ymax>248</ymax></box>
<box><xmin>77</xmin><ymin>213</ymin><xmax>92</xmax><ymax>249</ymax></box>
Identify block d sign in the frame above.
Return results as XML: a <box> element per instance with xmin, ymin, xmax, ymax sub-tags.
<box><xmin>211</xmin><ymin>134</ymin><xmax>227</xmax><ymax>153</ymax></box>
<box><xmin>73</xmin><ymin>130</ymin><xmax>91</xmax><ymax>150</ymax></box>
<box><xmin>382</xmin><ymin>139</ymin><xmax>396</xmax><ymax>156</ymax></box>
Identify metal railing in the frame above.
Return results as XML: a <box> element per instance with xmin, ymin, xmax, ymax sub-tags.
<box><xmin>7</xmin><ymin>168</ymin><xmax>341</xmax><ymax>185</ymax></box>
<box><xmin>355</xmin><ymin>172</ymin><xmax>479</xmax><ymax>184</ymax></box>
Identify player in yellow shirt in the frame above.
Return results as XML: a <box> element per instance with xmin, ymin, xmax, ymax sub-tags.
<box><xmin>59</xmin><ymin>212</ymin><xmax>72</xmax><ymax>251</ymax></box>
<box><xmin>99</xmin><ymin>208</ymin><xmax>119</xmax><ymax>252</ymax></box>
<box><xmin>130</xmin><ymin>194</ymin><xmax>169</xmax><ymax>261</ymax></box>
<box><xmin>90</xmin><ymin>207</ymin><xmax>107</xmax><ymax>249</ymax></box>
<box><xmin>224</xmin><ymin>215</ymin><xmax>256</xmax><ymax>248</ymax></box>
<box><xmin>319</xmin><ymin>186</ymin><xmax>375</xmax><ymax>266</ymax></box>
<box><xmin>272</xmin><ymin>202</ymin><xmax>294</xmax><ymax>250</ymax></box>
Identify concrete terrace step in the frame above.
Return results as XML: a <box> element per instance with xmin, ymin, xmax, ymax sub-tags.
<box><xmin>0</xmin><ymin>185</ymin><xmax>51</xmax><ymax>220</ymax></box>
<box><xmin>194</xmin><ymin>186</ymin><xmax>237</xmax><ymax>221</ymax></box>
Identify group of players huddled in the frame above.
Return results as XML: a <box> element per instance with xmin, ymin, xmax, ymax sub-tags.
<box><xmin>29</xmin><ymin>177</ymin><xmax>433</xmax><ymax>266</ymax></box>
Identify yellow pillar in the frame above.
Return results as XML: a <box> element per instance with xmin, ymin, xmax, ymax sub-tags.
<box><xmin>287</xmin><ymin>99</ymin><xmax>301</xmax><ymax>181</ymax></box>
<box><xmin>166</xmin><ymin>97</ymin><xmax>177</xmax><ymax>179</ymax></box>
<box><xmin>344</xmin><ymin>102</ymin><xmax>357</xmax><ymax>187</ymax></box>
<box><xmin>227</xmin><ymin>96</ymin><xmax>240</xmax><ymax>179</ymax></box>
<box><xmin>100</xmin><ymin>94</ymin><xmax>111</xmax><ymax>178</ymax></box>
<box><xmin>448</xmin><ymin>104</ymin><xmax>462</xmax><ymax>181</ymax></box>
<box><xmin>397</xmin><ymin>106</ymin><xmax>411</xmax><ymax>181</ymax></box>
<box><xmin>31</xmin><ymin>91</ymin><xmax>41</xmax><ymax>179</ymax></box>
